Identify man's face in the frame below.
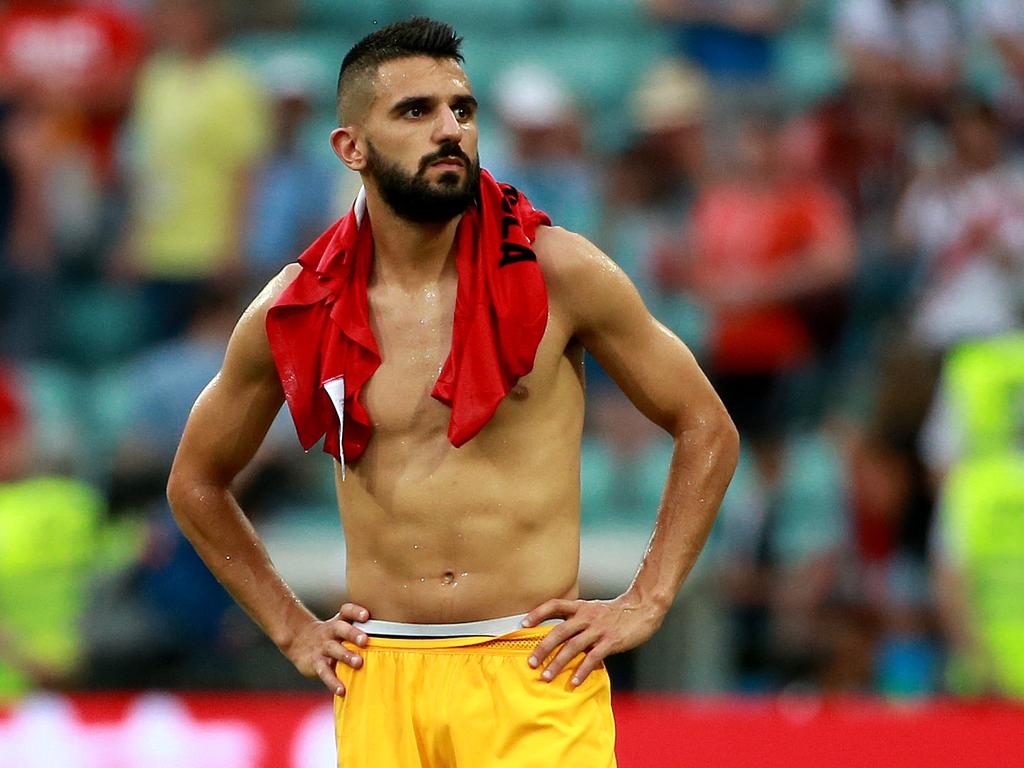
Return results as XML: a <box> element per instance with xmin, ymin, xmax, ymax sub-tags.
<box><xmin>358</xmin><ymin>56</ymin><xmax>480</xmax><ymax>223</ymax></box>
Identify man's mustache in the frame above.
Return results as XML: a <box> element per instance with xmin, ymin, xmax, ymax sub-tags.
<box><xmin>418</xmin><ymin>143</ymin><xmax>473</xmax><ymax>174</ymax></box>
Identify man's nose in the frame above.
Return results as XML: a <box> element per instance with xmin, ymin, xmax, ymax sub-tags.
<box><xmin>433</xmin><ymin>106</ymin><xmax>462</xmax><ymax>143</ymax></box>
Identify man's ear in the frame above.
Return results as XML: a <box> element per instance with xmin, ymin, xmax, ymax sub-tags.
<box><xmin>331</xmin><ymin>127</ymin><xmax>366</xmax><ymax>172</ymax></box>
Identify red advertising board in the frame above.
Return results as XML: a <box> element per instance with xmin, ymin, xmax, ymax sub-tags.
<box><xmin>1</xmin><ymin>692</ymin><xmax>1022</xmax><ymax>767</ymax></box>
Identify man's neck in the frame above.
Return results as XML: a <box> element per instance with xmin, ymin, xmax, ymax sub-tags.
<box><xmin>365</xmin><ymin>195</ymin><xmax>462</xmax><ymax>290</ymax></box>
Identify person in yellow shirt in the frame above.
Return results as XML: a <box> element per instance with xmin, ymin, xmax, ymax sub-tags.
<box><xmin>122</xmin><ymin>0</ymin><xmax>269</xmax><ymax>341</ymax></box>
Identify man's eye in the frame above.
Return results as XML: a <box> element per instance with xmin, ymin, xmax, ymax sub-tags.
<box><xmin>406</xmin><ymin>106</ymin><xmax>424</xmax><ymax>118</ymax></box>
<box><xmin>455</xmin><ymin>107</ymin><xmax>471</xmax><ymax>120</ymax></box>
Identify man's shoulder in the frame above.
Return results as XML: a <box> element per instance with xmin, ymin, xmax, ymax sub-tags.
<box><xmin>262</xmin><ymin>264</ymin><xmax>301</xmax><ymax>307</ymax></box>
<box><xmin>246</xmin><ymin>263</ymin><xmax>303</xmax><ymax>336</ymax></box>
<box><xmin>532</xmin><ymin>225</ymin><xmax>609</xmax><ymax>292</ymax></box>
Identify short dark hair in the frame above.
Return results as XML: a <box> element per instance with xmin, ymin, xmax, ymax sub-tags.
<box><xmin>336</xmin><ymin>17</ymin><xmax>464</xmax><ymax>125</ymax></box>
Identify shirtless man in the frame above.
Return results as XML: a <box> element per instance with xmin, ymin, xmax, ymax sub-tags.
<box><xmin>167</xmin><ymin>17</ymin><xmax>738</xmax><ymax>767</ymax></box>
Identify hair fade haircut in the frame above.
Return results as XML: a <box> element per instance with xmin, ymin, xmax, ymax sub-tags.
<box><xmin>336</xmin><ymin>17</ymin><xmax>465</xmax><ymax>125</ymax></box>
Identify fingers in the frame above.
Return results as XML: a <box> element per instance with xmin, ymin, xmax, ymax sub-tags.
<box><xmin>315</xmin><ymin>657</ymin><xmax>346</xmax><ymax>697</ymax></box>
<box><xmin>339</xmin><ymin>602</ymin><xmax>370</xmax><ymax>623</ymax></box>
<box><xmin>567</xmin><ymin>645</ymin><xmax>609</xmax><ymax>688</ymax></box>
<box><xmin>331</xmin><ymin>618</ymin><xmax>368</xmax><ymax>648</ymax></box>
<box><xmin>323</xmin><ymin>640</ymin><xmax>363</xmax><ymax>669</ymax></box>
<box><xmin>522</xmin><ymin>598</ymin><xmax>578</xmax><ymax>629</ymax></box>
<box><xmin>528</xmin><ymin>619</ymin><xmax>582</xmax><ymax>670</ymax></box>
<box><xmin>538</xmin><ymin>628</ymin><xmax>600</xmax><ymax>683</ymax></box>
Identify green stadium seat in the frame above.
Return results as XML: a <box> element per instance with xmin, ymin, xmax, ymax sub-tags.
<box><xmin>88</xmin><ymin>365</ymin><xmax>139</xmax><ymax>459</ymax></box>
<box><xmin>57</xmin><ymin>284</ymin><xmax>146</xmax><ymax>368</ymax></box>
<box><xmin>560</xmin><ymin>0</ymin><xmax>649</xmax><ymax>30</ymax></box>
<box><xmin>468</xmin><ymin>31</ymin><xmax>667</xmax><ymax>107</ymax></box>
<box><xmin>580</xmin><ymin>435</ymin><xmax>615</xmax><ymax>527</ymax></box>
<box><xmin>412</xmin><ymin>0</ymin><xmax>545</xmax><ymax>31</ymax></box>
<box><xmin>629</xmin><ymin>435</ymin><xmax>673</xmax><ymax>524</ymax></box>
<box><xmin>19</xmin><ymin>360</ymin><xmax>84</xmax><ymax>468</ymax></box>
<box><xmin>297</xmin><ymin>0</ymin><xmax>409</xmax><ymax>28</ymax></box>
<box><xmin>230</xmin><ymin>32</ymin><xmax>350</xmax><ymax>110</ymax></box>
<box><xmin>776</xmin><ymin>28</ymin><xmax>844</xmax><ymax>107</ymax></box>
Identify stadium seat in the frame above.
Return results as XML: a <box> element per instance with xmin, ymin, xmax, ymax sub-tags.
<box><xmin>629</xmin><ymin>436</ymin><xmax>673</xmax><ymax>525</ymax></box>
<box><xmin>19</xmin><ymin>361</ymin><xmax>84</xmax><ymax>469</ymax></box>
<box><xmin>775</xmin><ymin>29</ymin><xmax>844</xmax><ymax>107</ymax></box>
<box><xmin>88</xmin><ymin>365</ymin><xmax>139</xmax><ymax>462</ymax></box>
<box><xmin>230</xmin><ymin>32</ymin><xmax>350</xmax><ymax>111</ymax></box>
<box><xmin>413</xmin><ymin>0</ymin><xmax>545</xmax><ymax>31</ymax></box>
<box><xmin>297</xmin><ymin>0</ymin><xmax>409</xmax><ymax>27</ymax></box>
<box><xmin>580</xmin><ymin>435</ymin><xmax>615</xmax><ymax>527</ymax></box>
<box><xmin>57</xmin><ymin>284</ymin><xmax>146</xmax><ymax>368</ymax></box>
<box><xmin>560</xmin><ymin>0</ymin><xmax>648</xmax><ymax>30</ymax></box>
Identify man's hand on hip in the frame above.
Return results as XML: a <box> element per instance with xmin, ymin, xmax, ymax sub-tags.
<box><xmin>521</xmin><ymin>594</ymin><xmax>665</xmax><ymax>689</ymax></box>
<box><xmin>284</xmin><ymin>602</ymin><xmax>371</xmax><ymax>696</ymax></box>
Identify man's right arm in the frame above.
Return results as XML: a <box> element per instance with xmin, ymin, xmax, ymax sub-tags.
<box><xmin>166</xmin><ymin>265</ymin><xmax>368</xmax><ymax>695</ymax></box>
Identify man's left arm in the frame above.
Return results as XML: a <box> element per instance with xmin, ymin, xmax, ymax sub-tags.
<box><xmin>523</xmin><ymin>228</ymin><xmax>739</xmax><ymax>687</ymax></box>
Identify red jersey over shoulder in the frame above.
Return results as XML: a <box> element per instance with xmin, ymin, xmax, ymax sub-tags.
<box><xmin>265</xmin><ymin>170</ymin><xmax>551</xmax><ymax>466</ymax></box>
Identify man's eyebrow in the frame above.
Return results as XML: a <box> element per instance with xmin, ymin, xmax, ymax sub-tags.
<box><xmin>390</xmin><ymin>96</ymin><xmax>435</xmax><ymax>115</ymax></box>
<box><xmin>451</xmin><ymin>94</ymin><xmax>478</xmax><ymax>109</ymax></box>
<box><xmin>389</xmin><ymin>94</ymin><xmax>478</xmax><ymax>115</ymax></box>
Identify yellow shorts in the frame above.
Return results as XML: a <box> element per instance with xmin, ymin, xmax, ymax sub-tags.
<box><xmin>334</xmin><ymin>614</ymin><xmax>617</xmax><ymax>767</ymax></box>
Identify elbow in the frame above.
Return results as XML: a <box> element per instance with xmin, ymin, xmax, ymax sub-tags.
<box><xmin>166</xmin><ymin>464</ymin><xmax>191</xmax><ymax>522</ymax></box>
<box><xmin>165</xmin><ymin>459</ymin><xmax>210</xmax><ymax>528</ymax></box>
<box><xmin>714</xmin><ymin>406</ymin><xmax>741</xmax><ymax>476</ymax></box>
<box><xmin>675</xmin><ymin>401</ymin><xmax>740</xmax><ymax>475</ymax></box>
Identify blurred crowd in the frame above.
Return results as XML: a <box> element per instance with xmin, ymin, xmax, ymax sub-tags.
<box><xmin>1</xmin><ymin>0</ymin><xmax>1023</xmax><ymax>702</ymax></box>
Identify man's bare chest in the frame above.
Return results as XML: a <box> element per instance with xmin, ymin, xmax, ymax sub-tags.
<box><xmin>362</xmin><ymin>284</ymin><xmax>455</xmax><ymax>436</ymax></box>
<box><xmin>360</xmin><ymin>283</ymin><xmax>572</xmax><ymax>441</ymax></box>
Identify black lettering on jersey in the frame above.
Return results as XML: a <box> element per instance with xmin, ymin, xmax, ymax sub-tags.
<box><xmin>499</xmin><ymin>243</ymin><xmax>537</xmax><ymax>267</ymax></box>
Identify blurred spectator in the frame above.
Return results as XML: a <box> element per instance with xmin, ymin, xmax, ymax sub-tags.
<box><xmin>0</xmin><ymin>0</ymin><xmax>145</xmax><ymax>356</ymax></box>
<box><xmin>897</xmin><ymin>97</ymin><xmax>1024</xmax><ymax>354</ymax></box>
<box><xmin>714</xmin><ymin>427</ymin><xmax>851</xmax><ymax>691</ymax></box>
<box><xmin>0</xmin><ymin>0</ymin><xmax>1012</xmax><ymax>699</ymax></box>
<box><xmin>602</xmin><ymin>58</ymin><xmax>711</xmax><ymax>354</ymax></box>
<box><xmin>86</xmin><ymin>284</ymin><xmax>316</xmax><ymax>689</ymax></box>
<box><xmin>929</xmin><ymin>333</ymin><xmax>1024</xmax><ymax>699</ymax></box>
<box><xmin>245</xmin><ymin>53</ymin><xmax>336</xmax><ymax>293</ymax></box>
<box><xmin>106</xmin><ymin>283</ymin><xmax>311</xmax><ymax>515</ymax></box>
<box><xmin>968</xmin><ymin>0</ymin><xmax>1024</xmax><ymax>138</ymax></box>
<box><xmin>835</xmin><ymin>0</ymin><xmax>963</xmax><ymax>116</ymax></box>
<box><xmin>605</xmin><ymin>59</ymin><xmax>708</xmax><ymax>280</ymax></box>
<box><xmin>0</xmin><ymin>366</ymin><xmax>104</xmax><ymax>702</ymax></box>
<box><xmin>488</xmin><ymin>63</ymin><xmax>602</xmax><ymax>241</ymax></box>
<box><xmin>643</xmin><ymin>0</ymin><xmax>798</xmax><ymax>86</ymax></box>
<box><xmin>801</xmin><ymin>88</ymin><xmax>908</xmax><ymax>233</ymax></box>
<box><xmin>670</xmin><ymin>114</ymin><xmax>855</xmax><ymax>437</ymax></box>
<box><xmin>120</xmin><ymin>0</ymin><xmax>269</xmax><ymax>342</ymax></box>
<box><xmin>0</xmin><ymin>0</ymin><xmax>145</xmax><ymax>260</ymax></box>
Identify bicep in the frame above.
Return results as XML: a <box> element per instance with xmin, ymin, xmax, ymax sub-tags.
<box><xmin>171</xmin><ymin>272</ymin><xmax>293</xmax><ymax>487</ymax></box>
<box><xmin>175</xmin><ymin>363</ymin><xmax>284</xmax><ymax>487</ymax></box>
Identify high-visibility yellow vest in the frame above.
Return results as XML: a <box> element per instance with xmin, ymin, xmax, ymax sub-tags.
<box><xmin>942</xmin><ymin>452</ymin><xmax>1024</xmax><ymax>697</ymax></box>
<box><xmin>940</xmin><ymin>335</ymin><xmax>1024</xmax><ymax>697</ymax></box>
<box><xmin>0</xmin><ymin>476</ymin><xmax>101</xmax><ymax>700</ymax></box>
<box><xmin>946</xmin><ymin>333</ymin><xmax>1024</xmax><ymax>459</ymax></box>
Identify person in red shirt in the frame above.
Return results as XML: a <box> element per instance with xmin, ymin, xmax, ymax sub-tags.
<box><xmin>0</xmin><ymin>0</ymin><xmax>145</xmax><ymax>270</ymax></box>
<box><xmin>673</xmin><ymin>114</ymin><xmax>855</xmax><ymax>440</ymax></box>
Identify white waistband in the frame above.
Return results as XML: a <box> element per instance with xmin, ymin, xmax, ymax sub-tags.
<box><xmin>353</xmin><ymin>612</ymin><xmax>562</xmax><ymax>638</ymax></box>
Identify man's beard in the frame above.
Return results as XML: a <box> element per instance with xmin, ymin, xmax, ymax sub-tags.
<box><xmin>365</xmin><ymin>139</ymin><xmax>480</xmax><ymax>224</ymax></box>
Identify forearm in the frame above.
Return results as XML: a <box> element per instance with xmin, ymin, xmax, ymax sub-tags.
<box><xmin>167</xmin><ymin>478</ymin><xmax>318</xmax><ymax>654</ymax></box>
<box><xmin>626</xmin><ymin>414</ymin><xmax>738</xmax><ymax>612</ymax></box>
